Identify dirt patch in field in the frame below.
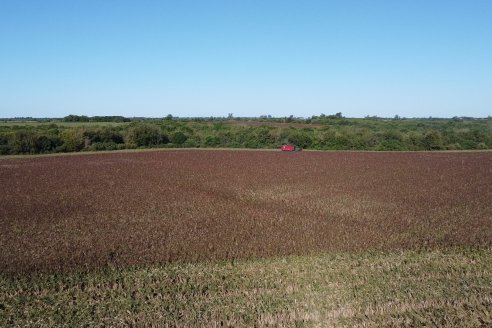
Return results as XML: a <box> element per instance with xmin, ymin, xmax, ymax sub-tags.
<box><xmin>1</xmin><ymin>150</ymin><xmax>491</xmax><ymax>273</ymax></box>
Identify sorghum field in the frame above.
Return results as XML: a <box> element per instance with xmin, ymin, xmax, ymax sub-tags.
<box><xmin>1</xmin><ymin>150</ymin><xmax>491</xmax><ymax>326</ymax></box>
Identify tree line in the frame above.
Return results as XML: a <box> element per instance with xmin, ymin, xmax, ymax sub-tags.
<box><xmin>0</xmin><ymin>117</ymin><xmax>490</xmax><ymax>155</ymax></box>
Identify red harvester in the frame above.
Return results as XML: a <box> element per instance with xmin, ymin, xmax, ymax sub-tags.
<box><xmin>281</xmin><ymin>144</ymin><xmax>302</xmax><ymax>151</ymax></box>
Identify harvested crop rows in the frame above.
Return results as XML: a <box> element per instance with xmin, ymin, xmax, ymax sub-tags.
<box><xmin>1</xmin><ymin>150</ymin><xmax>491</xmax><ymax>274</ymax></box>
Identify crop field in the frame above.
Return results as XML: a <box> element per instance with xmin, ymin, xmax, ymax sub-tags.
<box><xmin>1</xmin><ymin>150</ymin><xmax>491</xmax><ymax>326</ymax></box>
<box><xmin>1</xmin><ymin>150</ymin><xmax>491</xmax><ymax>273</ymax></box>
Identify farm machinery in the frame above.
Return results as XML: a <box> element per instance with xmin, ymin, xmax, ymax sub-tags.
<box><xmin>280</xmin><ymin>144</ymin><xmax>302</xmax><ymax>151</ymax></box>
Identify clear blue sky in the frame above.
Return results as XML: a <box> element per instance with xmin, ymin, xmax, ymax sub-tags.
<box><xmin>1</xmin><ymin>0</ymin><xmax>491</xmax><ymax>118</ymax></box>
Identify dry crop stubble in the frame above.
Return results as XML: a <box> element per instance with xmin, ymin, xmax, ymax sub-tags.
<box><xmin>1</xmin><ymin>248</ymin><xmax>491</xmax><ymax>326</ymax></box>
<box><xmin>0</xmin><ymin>150</ymin><xmax>491</xmax><ymax>274</ymax></box>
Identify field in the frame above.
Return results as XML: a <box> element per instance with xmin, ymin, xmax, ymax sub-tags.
<box><xmin>1</xmin><ymin>150</ymin><xmax>491</xmax><ymax>326</ymax></box>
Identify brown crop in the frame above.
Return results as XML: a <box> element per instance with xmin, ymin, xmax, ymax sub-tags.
<box><xmin>1</xmin><ymin>150</ymin><xmax>491</xmax><ymax>274</ymax></box>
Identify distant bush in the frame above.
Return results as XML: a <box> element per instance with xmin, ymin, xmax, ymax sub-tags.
<box><xmin>423</xmin><ymin>130</ymin><xmax>444</xmax><ymax>150</ymax></box>
<box><xmin>170</xmin><ymin>131</ymin><xmax>188</xmax><ymax>145</ymax></box>
<box><xmin>126</xmin><ymin>123</ymin><xmax>168</xmax><ymax>147</ymax></box>
<box><xmin>60</xmin><ymin>129</ymin><xmax>85</xmax><ymax>152</ymax></box>
<box><xmin>205</xmin><ymin>135</ymin><xmax>221</xmax><ymax>147</ymax></box>
<box><xmin>0</xmin><ymin>133</ymin><xmax>12</xmax><ymax>154</ymax></box>
<box><xmin>87</xmin><ymin>142</ymin><xmax>119</xmax><ymax>151</ymax></box>
<box><xmin>84</xmin><ymin>127</ymin><xmax>124</xmax><ymax>144</ymax></box>
<box><xmin>7</xmin><ymin>131</ymin><xmax>62</xmax><ymax>154</ymax></box>
<box><xmin>34</xmin><ymin>134</ymin><xmax>63</xmax><ymax>153</ymax></box>
<box><xmin>10</xmin><ymin>131</ymin><xmax>36</xmax><ymax>154</ymax></box>
<box><xmin>286</xmin><ymin>131</ymin><xmax>312</xmax><ymax>149</ymax></box>
<box><xmin>377</xmin><ymin>131</ymin><xmax>404</xmax><ymax>150</ymax></box>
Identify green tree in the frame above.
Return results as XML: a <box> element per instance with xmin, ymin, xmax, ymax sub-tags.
<box><xmin>377</xmin><ymin>130</ymin><xmax>404</xmax><ymax>150</ymax></box>
<box><xmin>171</xmin><ymin>131</ymin><xmax>188</xmax><ymax>145</ymax></box>
<box><xmin>423</xmin><ymin>130</ymin><xmax>444</xmax><ymax>150</ymax></box>
<box><xmin>126</xmin><ymin>123</ymin><xmax>166</xmax><ymax>147</ymax></box>
<box><xmin>61</xmin><ymin>129</ymin><xmax>85</xmax><ymax>152</ymax></box>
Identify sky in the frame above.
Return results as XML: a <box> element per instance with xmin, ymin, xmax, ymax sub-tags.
<box><xmin>0</xmin><ymin>0</ymin><xmax>491</xmax><ymax>118</ymax></box>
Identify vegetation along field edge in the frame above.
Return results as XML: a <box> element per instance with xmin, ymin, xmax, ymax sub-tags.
<box><xmin>0</xmin><ymin>115</ymin><xmax>490</xmax><ymax>155</ymax></box>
